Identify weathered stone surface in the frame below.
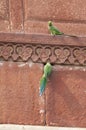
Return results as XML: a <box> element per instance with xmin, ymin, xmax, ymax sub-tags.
<box><xmin>24</xmin><ymin>0</ymin><xmax>86</xmax><ymax>35</ymax></box>
<box><xmin>24</xmin><ymin>0</ymin><xmax>86</xmax><ymax>22</ymax></box>
<box><xmin>0</xmin><ymin>0</ymin><xmax>9</xmax><ymax>20</ymax></box>
<box><xmin>0</xmin><ymin>0</ymin><xmax>10</xmax><ymax>32</ymax></box>
<box><xmin>46</xmin><ymin>66</ymin><xmax>86</xmax><ymax>127</ymax></box>
<box><xmin>0</xmin><ymin>21</ymin><xmax>10</xmax><ymax>32</ymax></box>
<box><xmin>0</xmin><ymin>0</ymin><xmax>86</xmax><ymax>35</ymax></box>
<box><xmin>0</xmin><ymin>62</ymin><xmax>45</xmax><ymax>125</ymax></box>
<box><xmin>9</xmin><ymin>0</ymin><xmax>23</xmax><ymax>32</ymax></box>
<box><xmin>24</xmin><ymin>20</ymin><xmax>86</xmax><ymax>36</ymax></box>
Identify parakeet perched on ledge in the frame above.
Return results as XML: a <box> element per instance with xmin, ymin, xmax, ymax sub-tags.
<box><xmin>48</xmin><ymin>21</ymin><xmax>64</xmax><ymax>35</ymax></box>
<box><xmin>48</xmin><ymin>21</ymin><xmax>76</xmax><ymax>37</ymax></box>
<box><xmin>40</xmin><ymin>63</ymin><xmax>52</xmax><ymax>96</ymax></box>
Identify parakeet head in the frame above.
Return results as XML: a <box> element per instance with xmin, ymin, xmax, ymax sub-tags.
<box><xmin>48</xmin><ymin>21</ymin><xmax>52</xmax><ymax>26</ymax></box>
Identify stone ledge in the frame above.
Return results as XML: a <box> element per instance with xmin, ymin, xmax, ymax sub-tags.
<box><xmin>0</xmin><ymin>124</ymin><xmax>86</xmax><ymax>130</ymax></box>
<box><xmin>0</xmin><ymin>32</ymin><xmax>86</xmax><ymax>46</ymax></box>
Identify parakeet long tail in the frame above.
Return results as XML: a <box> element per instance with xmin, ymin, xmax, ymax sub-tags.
<box><xmin>40</xmin><ymin>75</ymin><xmax>47</xmax><ymax>96</ymax></box>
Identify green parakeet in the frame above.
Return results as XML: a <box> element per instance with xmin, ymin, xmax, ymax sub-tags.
<box><xmin>40</xmin><ymin>63</ymin><xmax>52</xmax><ymax>96</ymax></box>
<box><xmin>48</xmin><ymin>21</ymin><xmax>76</xmax><ymax>37</ymax></box>
<box><xmin>48</xmin><ymin>21</ymin><xmax>64</xmax><ymax>35</ymax></box>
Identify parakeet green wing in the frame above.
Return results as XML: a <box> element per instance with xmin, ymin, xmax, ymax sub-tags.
<box><xmin>50</xmin><ymin>25</ymin><xmax>63</xmax><ymax>35</ymax></box>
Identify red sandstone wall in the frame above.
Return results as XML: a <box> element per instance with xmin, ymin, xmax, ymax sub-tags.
<box><xmin>0</xmin><ymin>0</ymin><xmax>86</xmax><ymax>35</ymax></box>
<box><xmin>0</xmin><ymin>0</ymin><xmax>86</xmax><ymax>128</ymax></box>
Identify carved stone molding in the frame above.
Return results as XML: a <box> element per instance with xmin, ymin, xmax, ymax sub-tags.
<box><xmin>0</xmin><ymin>42</ymin><xmax>86</xmax><ymax>66</ymax></box>
<box><xmin>0</xmin><ymin>33</ymin><xmax>86</xmax><ymax>66</ymax></box>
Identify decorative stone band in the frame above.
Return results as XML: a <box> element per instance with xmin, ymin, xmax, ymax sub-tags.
<box><xmin>0</xmin><ymin>42</ymin><xmax>86</xmax><ymax>66</ymax></box>
<box><xmin>0</xmin><ymin>33</ymin><xmax>86</xmax><ymax>66</ymax></box>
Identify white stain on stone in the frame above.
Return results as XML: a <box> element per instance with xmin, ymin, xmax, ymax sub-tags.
<box><xmin>28</xmin><ymin>61</ymin><xmax>34</xmax><ymax>68</ymax></box>
<box><xmin>40</xmin><ymin>109</ymin><xmax>45</xmax><ymax>114</ymax></box>
<box><xmin>53</xmin><ymin>65</ymin><xmax>86</xmax><ymax>72</ymax></box>
<box><xmin>0</xmin><ymin>62</ymin><xmax>3</xmax><ymax>66</ymax></box>
<box><xmin>82</xmin><ymin>68</ymin><xmax>86</xmax><ymax>72</ymax></box>
<box><xmin>18</xmin><ymin>63</ymin><xmax>26</xmax><ymax>67</ymax></box>
<box><xmin>39</xmin><ymin>93</ymin><xmax>45</xmax><ymax>105</ymax></box>
<box><xmin>69</xmin><ymin>67</ymin><xmax>73</xmax><ymax>70</ymax></box>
